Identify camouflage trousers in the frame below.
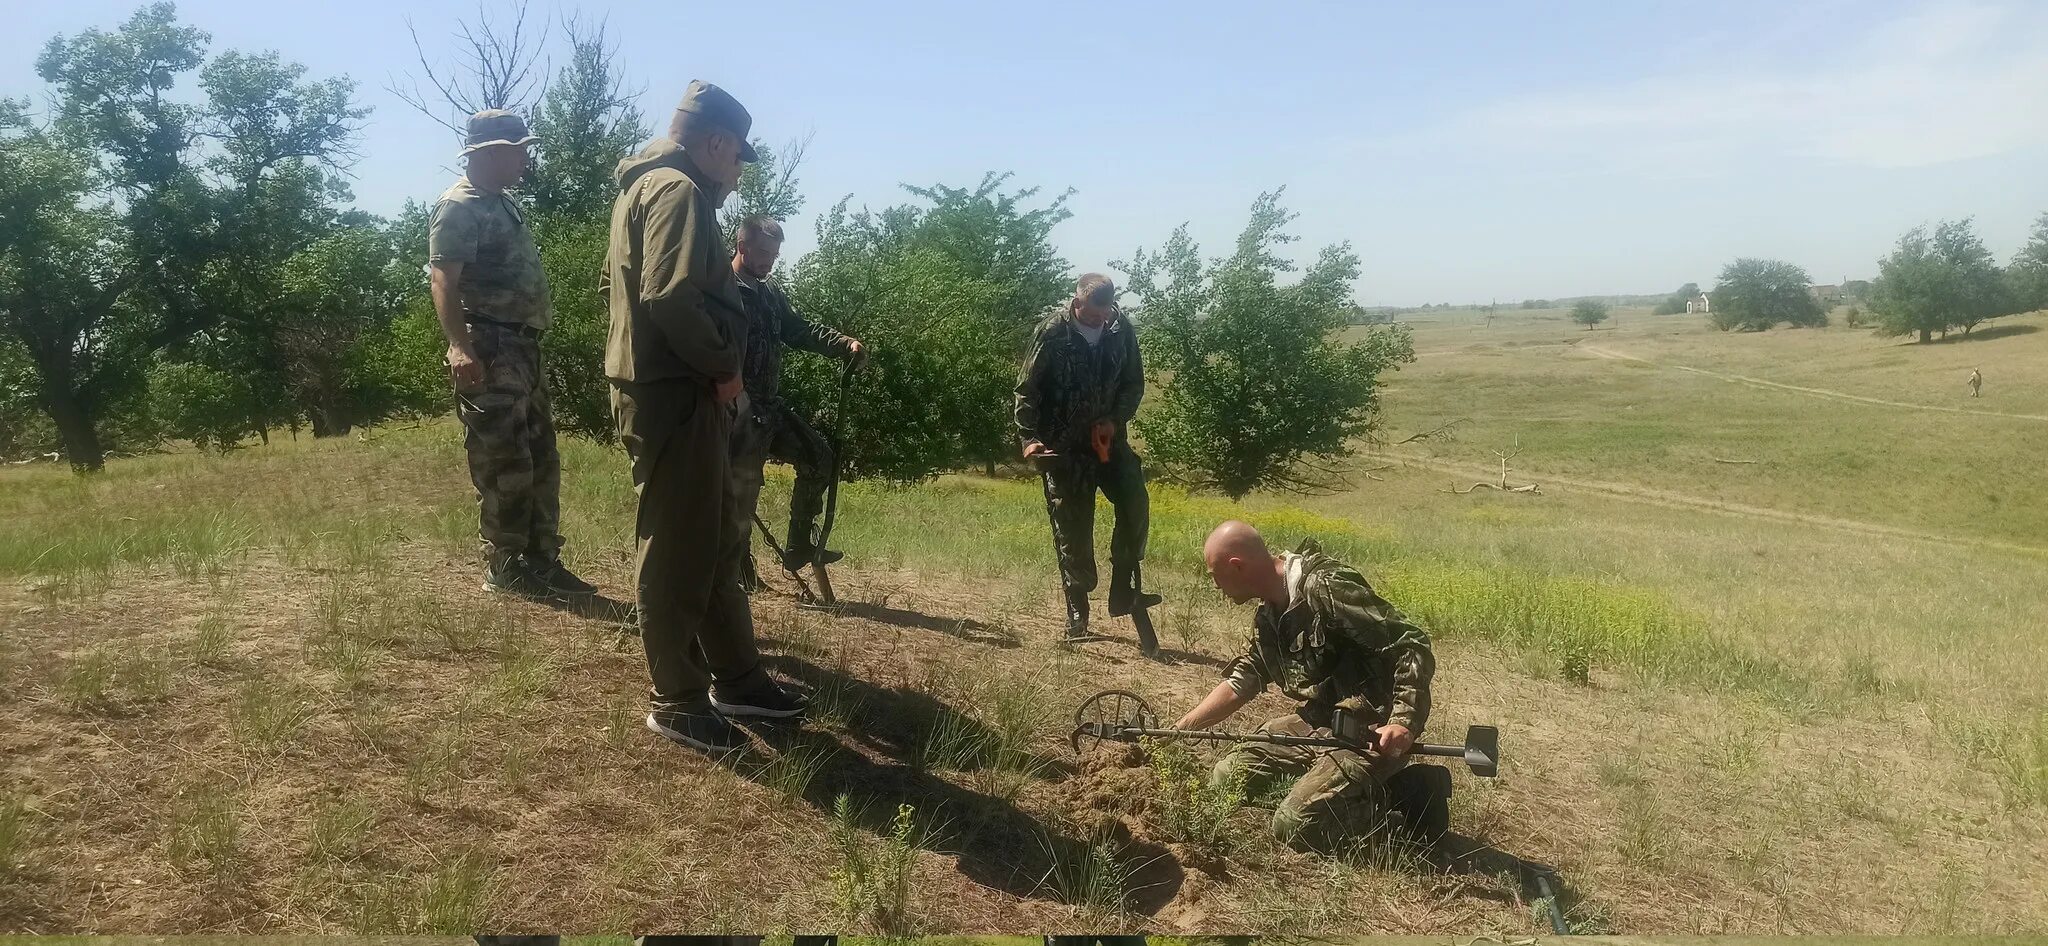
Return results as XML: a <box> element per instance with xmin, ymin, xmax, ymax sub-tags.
<box><xmin>1211</xmin><ymin>713</ymin><xmax>1406</xmax><ymax>853</ymax></box>
<box><xmin>731</xmin><ymin>399</ymin><xmax>835</xmax><ymax>555</ymax></box>
<box><xmin>1039</xmin><ymin>442</ymin><xmax>1149</xmax><ymax>596</ymax></box>
<box><xmin>455</xmin><ymin>322</ymin><xmax>563</xmax><ymax>570</ymax></box>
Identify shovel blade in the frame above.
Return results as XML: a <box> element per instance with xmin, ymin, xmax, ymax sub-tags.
<box><xmin>1464</xmin><ymin>725</ymin><xmax>1500</xmax><ymax>777</ymax></box>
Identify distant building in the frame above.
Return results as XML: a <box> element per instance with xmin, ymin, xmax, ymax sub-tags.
<box><xmin>1685</xmin><ymin>292</ymin><xmax>1711</xmax><ymax>314</ymax></box>
<box><xmin>1808</xmin><ymin>284</ymin><xmax>1842</xmax><ymax>305</ymax></box>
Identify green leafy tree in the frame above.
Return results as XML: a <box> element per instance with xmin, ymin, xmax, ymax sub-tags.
<box><xmin>269</xmin><ymin>227</ymin><xmax>411</xmax><ymax>436</ymax></box>
<box><xmin>1710</xmin><ymin>258</ymin><xmax>1825</xmax><ymax>332</ymax></box>
<box><xmin>524</xmin><ymin>17</ymin><xmax>644</xmax><ymax>221</ymax></box>
<box><xmin>1116</xmin><ymin>190</ymin><xmax>1415</xmax><ymax>499</ymax></box>
<box><xmin>2005</xmin><ymin>212</ymin><xmax>2048</xmax><ymax>315</ymax></box>
<box><xmin>1571</xmin><ymin>299</ymin><xmax>1611</xmax><ymax>329</ymax></box>
<box><xmin>785</xmin><ymin>174</ymin><xmax>1072</xmax><ymax>480</ymax></box>
<box><xmin>1871</xmin><ymin>219</ymin><xmax>2010</xmax><ymax>342</ymax></box>
<box><xmin>0</xmin><ymin>4</ymin><xmax>363</xmax><ymax>469</ymax></box>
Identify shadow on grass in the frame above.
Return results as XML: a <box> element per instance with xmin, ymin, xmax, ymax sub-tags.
<box><xmin>1428</xmin><ymin>829</ymin><xmax>1583</xmax><ymax>929</ymax></box>
<box><xmin>831</xmin><ymin>600</ymin><xmax>1022</xmax><ymax>649</ymax></box>
<box><xmin>728</xmin><ymin>656</ymin><xmax>1182</xmax><ymax>915</ymax></box>
<box><xmin>1917</xmin><ymin>323</ymin><xmax>2041</xmax><ymax>345</ymax></box>
<box><xmin>530</xmin><ymin>591</ymin><xmax>638</xmax><ymax>628</ymax></box>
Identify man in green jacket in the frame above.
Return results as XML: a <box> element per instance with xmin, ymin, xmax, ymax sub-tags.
<box><xmin>1177</xmin><ymin>520</ymin><xmax>1437</xmax><ymax>852</ymax></box>
<box><xmin>605</xmin><ymin>80</ymin><xmax>806</xmax><ymax>755</ymax></box>
<box><xmin>1015</xmin><ymin>274</ymin><xmax>1159</xmax><ymax>646</ymax></box>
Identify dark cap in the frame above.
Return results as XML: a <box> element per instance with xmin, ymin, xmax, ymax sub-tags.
<box><xmin>459</xmin><ymin>109</ymin><xmax>538</xmax><ymax>156</ymax></box>
<box><xmin>673</xmin><ymin>80</ymin><xmax>759</xmax><ymax>163</ymax></box>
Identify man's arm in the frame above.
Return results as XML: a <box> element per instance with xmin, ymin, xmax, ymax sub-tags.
<box><xmin>1112</xmin><ymin>315</ymin><xmax>1144</xmax><ymax>424</ymax></box>
<box><xmin>429</xmin><ymin>262</ymin><xmax>482</xmax><ymax>389</ymax></box>
<box><xmin>635</xmin><ymin>177</ymin><xmax>742</xmax><ymax>384</ymax></box>
<box><xmin>775</xmin><ymin>288</ymin><xmax>856</xmax><ymax>360</ymax></box>
<box><xmin>1014</xmin><ymin>323</ymin><xmax>1054</xmax><ymax>457</ymax></box>
<box><xmin>1175</xmin><ymin>679</ymin><xmax>1252</xmax><ymax>731</ymax></box>
<box><xmin>425</xmin><ymin>200</ymin><xmax>482</xmax><ymax>389</ymax></box>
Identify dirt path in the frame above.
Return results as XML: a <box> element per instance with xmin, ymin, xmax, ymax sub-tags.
<box><xmin>1578</xmin><ymin>344</ymin><xmax>2048</xmax><ymax>422</ymax></box>
<box><xmin>1395</xmin><ymin>454</ymin><xmax>2048</xmax><ymax>558</ymax></box>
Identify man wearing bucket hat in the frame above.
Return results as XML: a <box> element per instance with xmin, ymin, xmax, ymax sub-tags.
<box><xmin>606</xmin><ymin>80</ymin><xmax>808</xmax><ymax>754</ymax></box>
<box><xmin>429</xmin><ymin>109</ymin><xmax>598</xmax><ymax>601</ymax></box>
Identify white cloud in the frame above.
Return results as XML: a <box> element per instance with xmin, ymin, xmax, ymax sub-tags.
<box><xmin>1391</xmin><ymin>1</ymin><xmax>2048</xmax><ymax>173</ymax></box>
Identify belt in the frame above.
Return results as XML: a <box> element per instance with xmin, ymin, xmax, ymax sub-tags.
<box><xmin>467</xmin><ymin>317</ymin><xmax>543</xmax><ymax>340</ymax></box>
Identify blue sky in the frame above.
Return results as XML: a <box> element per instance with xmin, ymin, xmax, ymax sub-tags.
<box><xmin>8</xmin><ymin>0</ymin><xmax>2047</xmax><ymax>304</ymax></box>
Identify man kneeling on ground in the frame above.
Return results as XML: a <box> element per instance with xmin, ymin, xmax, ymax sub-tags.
<box><xmin>1175</xmin><ymin>520</ymin><xmax>1437</xmax><ymax>853</ymax></box>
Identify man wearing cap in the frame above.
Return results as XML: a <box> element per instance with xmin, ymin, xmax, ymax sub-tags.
<box><xmin>1016</xmin><ymin>273</ymin><xmax>1161</xmax><ymax>648</ymax></box>
<box><xmin>729</xmin><ymin>214</ymin><xmax>866</xmax><ymax>587</ymax></box>
<box><xmin>429</xmin><ymin>110</ymin><xmax>597</xmax><ymax>600</ymax></box>
<box><xmin>605</xmin><ymin>80</ymin><xmax>807</xmax><ymax>754</ymax></box>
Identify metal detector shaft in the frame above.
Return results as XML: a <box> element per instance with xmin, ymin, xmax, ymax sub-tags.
<box><xmin>1104</xmin><ymin>725</ymin><xmax>1461</xmax><ymax>757</ymax></box>
<box><xmin>752</xmin><ymin>511</ymin><xmax>820</xmax><ymax>605</ymax></box>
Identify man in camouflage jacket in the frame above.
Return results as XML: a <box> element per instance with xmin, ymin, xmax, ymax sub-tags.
<box><xmin>1177</xmin><ymin>520</ymin><xmax>1436</xmax><ymax>852</ymax></box>
<box><xmin>1015</xmin><ymin>274</ymin><xmax>1160</xmax><ymax>643</ymax></box>
<box><xmin>728</xmin><ymin>215</ymin><xmax>864</xmax><ymax>582</ymax></box>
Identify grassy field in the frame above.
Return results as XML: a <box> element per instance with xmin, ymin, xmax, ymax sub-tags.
<box><xmin>1</xmin><ymin>306</ymin><xmax>2045</xmax><ymax>937</ymax></box>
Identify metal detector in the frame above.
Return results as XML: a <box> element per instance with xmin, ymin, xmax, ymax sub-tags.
<box><xmin>1066</xmin><ymin>689</ymin><xmax>1500</xmax><ymax>777</ymax></box>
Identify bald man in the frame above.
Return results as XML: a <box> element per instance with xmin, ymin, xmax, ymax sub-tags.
<box><xmin>1178</xmin><ymin>520</ymin><xmax>1437</xmax><ymax>852</ymax></box>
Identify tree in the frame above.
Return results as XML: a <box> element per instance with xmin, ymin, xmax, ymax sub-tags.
<box><xmin>1653</xmin><ymin>282</ymin><xmax>1699</xmax><ymax>315</ymax></box>
<box><xmin>2006</xmin><ymin>213</ymin><xmax>2048</xmax><ymax>315</ymax></box>
<box><xmin>0</xmin><ymin>4</ymin><xmax>363</xmax><ymax>469</ymax></box>
<box><xmin>523</xmin><ymin>16</ymin><xmax>643</xmax><ymax>221</ymax></box>
<box><xmin>1709</xmin><ymin>258</ymin><xmax>1825</xmax><ymax>332</ymax></box>
<box><xmin>785</xmin><ymin>174</ymin><xmax>1072</xmax><ymax>481</ymax></box>
<box><xmin>1871</xmin><ymin>219</ymin><xmax>2010</xmax><ymax>343</ymax></box>
<box><xmin>723</xmin><ymin>135</ymin><xmax>812</xmax><ymax>243</ymax></box>
<box><xmin>1571</xmin><ymin>299</ymin><xmax>1610</xmax><ymax>329</ymax></box>
<box><xmin>1116</xmin><ymin>190</ymin><xmax>1415</xmax><ymax>499</ymax></box>
<box><xmin>268</xmin><ymin>227</ymin><xmax>411</xmax><ymax>436</ymax></box>
<box><xmin>392</xmin><ymin>0</ymin><xmax>547</xmax><ymax>131</ymax></box>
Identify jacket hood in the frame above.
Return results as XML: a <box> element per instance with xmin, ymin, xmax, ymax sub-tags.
<box><xmin>616</xmin><ymin>137</ymin><xmax>695</xmax><ymax>191</ymax></box>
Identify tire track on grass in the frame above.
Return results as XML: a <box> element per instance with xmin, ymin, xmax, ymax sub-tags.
<box><xmin>1397</xmin><ymin>454</ymin><xmax>2048</xmax><ymax>558</ymax></box>
<box><xmin>1579</xmin><ymin>344</ymin><xmax>2048</xmax><ymax>422</ymax></box>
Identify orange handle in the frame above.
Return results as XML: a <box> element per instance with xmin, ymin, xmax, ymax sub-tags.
<box><xmin>1092</xmin><ymin>425</ymin><xmax>1112</xmax><ymax>463</ymax></box>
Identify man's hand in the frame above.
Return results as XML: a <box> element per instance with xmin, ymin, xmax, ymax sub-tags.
<box><xmin>1374</xmin><ymin>723</ymin><xmax>1414</xmax><ymax>757</ymax></box>
<box><xmin>447</xmin><ymin>344</ymin><xmax>485</xmax><ymax>391</ymax></box>
<box><xmin>1022</xmin><ymin>440</ymin><xmax>1057</xmax><ymax>461</ymax></box>
<box><xmin>714</xmin><ymin>375</ymin><xmax>744</xmax><ymax>405</ymax></box>
<box><xmin>846</xmin><ymin>339</ymin><xmax>868</xmax><ymax>370</ymax></box>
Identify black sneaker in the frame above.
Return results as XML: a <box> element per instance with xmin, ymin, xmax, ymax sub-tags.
<box><xmin>711</xmin><ymin>679</ymin><xmax>810</xmax><ymax>719</ymax></box>
<box><xmin>781</xmin><ymin>545</ymin><xmax>845</xmax><ymax>572</ymax></box>
<box><xmin>527</xmin><ymin>556</ymin><xmax>597</xmax><ymax>597</ymax></box>
<box><xmin>483</xmin><ymin>558</ymin><xmax>552</xmax><ymax>597</ymax></box>
<box><xmin>645</xmin><ymin>704</ymin><xmax>747</xmax><ymax>753</ymax></box>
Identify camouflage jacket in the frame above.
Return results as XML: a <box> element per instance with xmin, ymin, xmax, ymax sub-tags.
<box><xmin>428</xmin><ymin>177</ymin><xmax>552</xmax><ymax>330</ymax></box>
<box><xmin>1013</xmin><ymin>308</ymin><xmax>1144</xmax><ymax>452</ymax></box>
<box><xmin>734</xmin><ymin>274</ymin><xmax>853</xmax><ymax>414</ymax></box>
<box><xmin>1224</xmin><ymin>540</ymin><xmax>1435</xmax><ymax>734</ymax></box>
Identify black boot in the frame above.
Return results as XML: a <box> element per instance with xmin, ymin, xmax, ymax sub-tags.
<box><xmin>781</xmin><ymin>542</ymin><xmax>844</xmax><ymax>572</ymax></box>
<box><xmin>1063</xmin><ymin>588</ymin><xmax>1093</xmax><ymax>640</ymax></box>
<box><xmin>1107</xmin><ymin>564</ymin><xmax>1162</xmax><ymax>617</ymax></box>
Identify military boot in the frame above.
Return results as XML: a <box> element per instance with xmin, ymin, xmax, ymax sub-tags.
<box><xmin>1107</xmin><ymin>564</ymin><xmax>1163</xmax><ymax>617</ymax></box>
<box><xmin>1063</xmin><ymin>588</ymin><xmax>1093</xmax><ymax>640</ymax></box>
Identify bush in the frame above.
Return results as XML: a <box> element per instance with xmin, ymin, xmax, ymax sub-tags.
<box><xmin>145</xmin><ymin>361</ymin><xmax>260</xmax><ymax>452</ymax></box>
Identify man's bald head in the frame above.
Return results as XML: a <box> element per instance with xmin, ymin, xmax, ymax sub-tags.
<box><xmin>1204</xmin><ymin>520</ymin><xmax>1280</xmax><ymax>605</ymax></box>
